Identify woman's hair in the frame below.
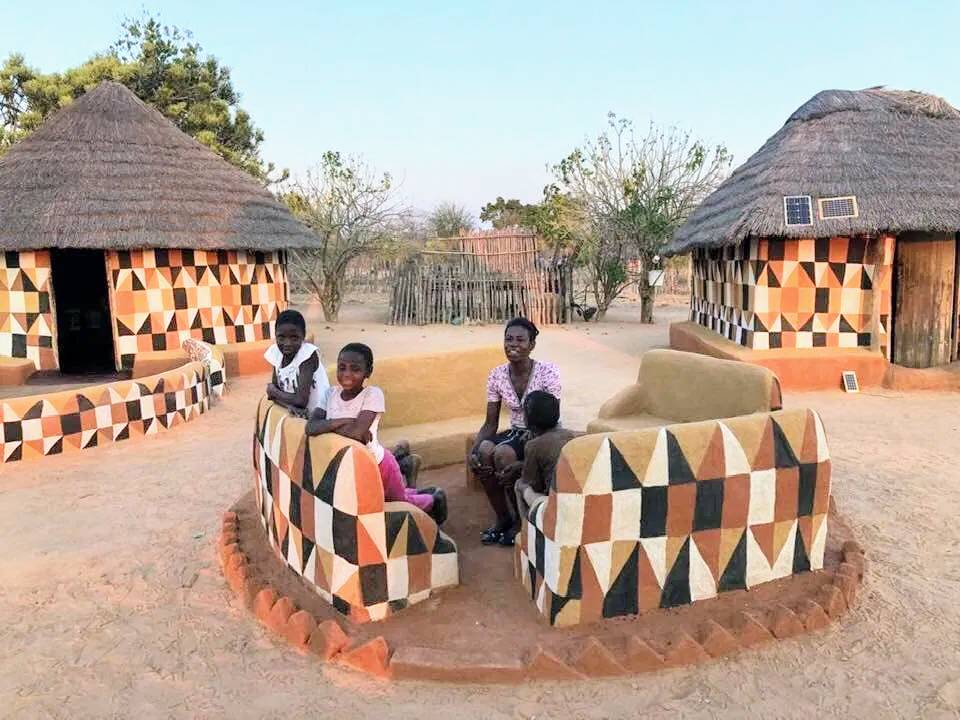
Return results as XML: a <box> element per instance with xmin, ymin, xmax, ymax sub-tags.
<box><xmin>524</xmin><ymin>391</ymin><xmax>560</xmax><ymax>432</ymax></box>
<box><xmin>505</xmin><ymin>316</ymin><xmax>539</xmax><ymax>340</ymax></box>
<box><xmin>339</xmin><ymin>342</ymin><xmax>374</xmax><ymax>373</ymax></box>
<box><xmin>275</xmin><ymin>309</ymin><xmax>306</xmax><ymax>334</ymax></box>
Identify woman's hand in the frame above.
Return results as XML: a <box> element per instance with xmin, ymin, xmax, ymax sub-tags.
<box><xmin>498</xmin><ymin>461</ymin><xmax>524</xmax><ymax>487</ymax></box>
<box><xmin>266</xmin><ymin>383</ymin><xmax>280</xmax><ymax>401</ymax></box>
<box><xmin>468</xmin><ymin>451</ymin><xmax>493</xmax><ymax>479</ymax></box>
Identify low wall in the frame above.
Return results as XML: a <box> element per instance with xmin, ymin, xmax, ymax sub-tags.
<box><xmin>1</xmin><ymin>359</ymin><xmax>223</xmax><ymax>464</ymax></box>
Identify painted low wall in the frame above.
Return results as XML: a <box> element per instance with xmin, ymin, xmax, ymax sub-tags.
<box><xmin>518</xmin><ymin>408</ymin><xmax>831</xmax><ymax>626</ymax></box>
<box><xmin>0</xmin><ymin>250</ymin><xmax>57</xmax><ymax>370</ymax></box>
<box><xmin>108</xmin><ymin>249</ymin><xmax>288</xmax><ymax>370</ymax></box>
<box><xmin>0</xmin><ymin>358</ymin><xmax>223</xmax><ymax>464</ymax></box>
<box><xmin>253</xmin><ymin>398</ymin><xmax>459</xmax><ymax>623</ymax></box>
<box><xmin>690</xmin><ymin>235</ymin><xmax>893</xmax><ymax>352</ymax></box>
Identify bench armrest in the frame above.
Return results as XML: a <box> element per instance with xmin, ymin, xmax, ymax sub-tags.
<box><xmin>597</xmin><ymin>383</ymin><xmax>646</xmax><ymax>419</ymax></box>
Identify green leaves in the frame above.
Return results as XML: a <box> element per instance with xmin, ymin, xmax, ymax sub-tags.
<box><xmin>0</xmin><ymin>14</ymin><xmax>280</xmax><ymax>183</ymax></box>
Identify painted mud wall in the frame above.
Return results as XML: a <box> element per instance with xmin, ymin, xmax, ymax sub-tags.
<box><xmin>107</xmin><ymin>249</ymin><xmax>288</xmax><ymax>369</ymax></box>
<box><xmin>690</xmin><ymin>235</ymin><xmax>893</xmax><ymax>352</ymax></box>
<box><xmin>0</xmin><ymin>250</ymin><xmax>57</xmax><ymax>370</ymax></box>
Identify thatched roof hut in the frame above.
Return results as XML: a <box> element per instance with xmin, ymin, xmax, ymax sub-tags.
<box><xmin>669</xmin><ymin>88</ymin><xmax>960</xmax><ymax>254</ymax></box>
<box><xmin>669</xmin><ymin>88</ymin><xmax>960</xmax><ymax>373</ymax></box>
<box><xmin>0</xmin><ymin>81</ymin><xmax>315</xmax><ymax>251</ymax></box>
<box><xmin>0</xmin><ymin>81</ymin><xmax>314</xmax><ymax>375</ymax></box>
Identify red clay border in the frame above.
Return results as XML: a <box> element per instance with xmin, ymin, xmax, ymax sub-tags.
<box><xmin>217</xmin><ymin>508</ymin><xmax>867</xmax><ymax>683</ymax></box>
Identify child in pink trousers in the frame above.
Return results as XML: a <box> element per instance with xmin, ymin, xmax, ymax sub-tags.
<box><xmin>305</xmin><ymin>343</ymin><xmax>447</xmax><ymax>525</ymax></box>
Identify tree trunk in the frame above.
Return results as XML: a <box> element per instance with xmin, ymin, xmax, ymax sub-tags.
<box><xmin>639</xmin><ymin>254</ymin><xmax>655</xmax><ymax>324</ymax></box>
<box><xmin>320</xmin><ymin>276</ymin><xmax>341</xmax><ymax>322</ymax></box>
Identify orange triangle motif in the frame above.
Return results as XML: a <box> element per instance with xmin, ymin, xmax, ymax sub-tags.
<box><xmin>696</xmin><ymin>426</ymin><xmax>726</xmax><ymax>480</ymax></box>
<box><xmin>751</xmin><ymin>523</ymin><xmax>776</xmax><ymax>566</ymax></box>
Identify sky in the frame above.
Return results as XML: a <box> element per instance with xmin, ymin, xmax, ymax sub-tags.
<box><xmin>3</xmin><ymin>1</ymin><xmax>960</xmax><ymax>217</ymax></box>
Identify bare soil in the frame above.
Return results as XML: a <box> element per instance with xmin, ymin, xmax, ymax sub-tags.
<box><xmin>2</xmin><ymin>298</ymin><xmax>960</xmax><ymax>719</ymax></box>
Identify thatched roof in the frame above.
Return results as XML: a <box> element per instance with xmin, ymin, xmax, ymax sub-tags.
<box><xmin>0</xmin><ymin>81</ymin><xmax>317</xmax><ymax>251</ymax></box>
<box><xmin>668</xmin><ymin>88</ymin><xmax>960</xmax><ymax>254</ymax></box>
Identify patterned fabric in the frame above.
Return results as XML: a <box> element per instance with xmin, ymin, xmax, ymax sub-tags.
<box><xmin>516</xmin><ymin>408</ymin><xmax>831</xmax><ymax>627</ymax></box>
<box><xmin>690</xmin><ymin>235</ymin><xmax>893</xmax><ymax>353</ymax></box>
<box><xmin>0</xmin><ymin>250</ymin><xmax>57</xmax><ymax>370</ymax></box>
<box><xmin>264</xmin><ymin>342</ymin><xmax>329</xmax><ymax>414</ymax></box>
<box><xmin>1</xmin><ymin>361</ymin><xmax>215</xmax><ymax>464</ymax></box>
<box><xmin>108</xmin><ymin>248</ymin><xmax>288</xmax><ymax>369</ymax></box>
<box><xmin>486</xmin><ymin>360</ymin><xmax>561</xmax><ymax>428</ymax></box>
<box><xmin>253</xmin><ymin>398</ymin><xmax>459</xmax><ymax>623</ymax></box>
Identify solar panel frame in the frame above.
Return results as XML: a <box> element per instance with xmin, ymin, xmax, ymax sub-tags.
<box><xmin>819</xmin><ymin>196</ymin><xmax>859</xmax><ymax>220</ymax></box>
<box><xmin>783</xmin><ymin>195</ymin><xmax>813</xmax><ymax>226</ymax></box>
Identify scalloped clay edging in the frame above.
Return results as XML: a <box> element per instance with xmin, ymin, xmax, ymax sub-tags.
<box><xmin>217</xmin><ymin>498</ymin><xmax>867</xmax><ymax>683</ymax></box>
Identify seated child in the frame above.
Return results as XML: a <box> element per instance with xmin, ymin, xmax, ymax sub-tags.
<box><xmin>264</xmin><ymin>309</ymin><xmax>329</xmax><ymax>417</ymax></box>
<box><xmin>306</xmin><ymin>343</ymin><xmax>447</xmax><ymax>525</ymax></box>
<box><xmin>514</xmin><ymin>391</ymin><xmax>580</xmax><ymax>524</ymax></box>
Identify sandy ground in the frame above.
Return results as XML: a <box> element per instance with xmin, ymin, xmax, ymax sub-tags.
<box><xmin>2</xmin><ymin>299</ymin><xmax>960</xmax><ymax>719</ymax></box>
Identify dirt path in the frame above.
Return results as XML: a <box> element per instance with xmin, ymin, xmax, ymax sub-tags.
<box><xmin>2</xmin><ymin>302</ymin><xmax>959</xmax><ymax>719</ymax></box>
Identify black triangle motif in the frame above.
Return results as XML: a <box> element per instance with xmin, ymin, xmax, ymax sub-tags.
<box><xmin>666</xmin><ymin>431</ymin><xmax>696</xmax><ymax>484</ymax></box>
<box><xmin>289</xmin><ymin>482</ymin><xmax>301</xmax><ymax>529</ymax></box>
<box><xmin>20</xmin><ymin>272</ymin><xmax>38</xmax><ymax>293</ymax></box>
<box><xmin>718</xmin><ymin>531</ymin><xmax>748</xmax><ymax>591</ymax></box>
<box><xmin>191</xmin><ymin>311</ymin><xmax>203</xmax><ymax>330</ymax></box>
<box><xmin>772</xmin><ymin>420</ymin><xmax>800</xmax><ymax>468</ymax></box>
<box><xmin>406</xmin><ymin>519</ymin><xmax>429</xmax><ymax>555</ymax></box>
<box><xmin>781</xmin><ymin>316</ymin><xmax>795</xmax><ymax>332</ymax></box>
<box><xmin>385</xmin><ymin>512</ymin><xmax>407</xmax><ymax>554</ymax></box>
<box><xmin>77</xmin><ymin>394</ymin><xmax>96</xmax><ymax>412</ymax></box>
<box><xmin>167</xmin><ymin>315</ymin><xmax>178</xmax><ymax>332</ymax></box>
<box><xmin>567</xmin><ymin>549</ymin><xmax>583</xmax><ymax>599</ymax></box>
<box><xmin>829</xmin><ymin>262</ymin><xmax>846</xmax><ymax>284</ymax></box>
<box><xmin>24</xmin><ymin>401</ymin><xmax>45</xmax><ymax>420</ymax></box>
<box><xmin>433</xmin><ymin>532</ymin><xmax>457</xmax><ymax>554</ymax></box>
<box><xmin>660</xmin><ymin>537</ymin><xmax>692</xmax><ymax>608</ymax></box>
<box><xmin>799</xmin><ymin>316</ymin><xmax>814</xmax><ymax>332</ymax></box>
<box><xmin>793</xmin><ymin>525</ymin><xmax>811</xmax><ymax>574</ymax></box>
<box><xmin>767</xmin><ymin>266</ymin><xmax>780</xmax><ymax>288</ymax></box>
<box><xmin>800</xmin><ymin>261</ymin><xmax>816</xmax><ymax>282</ymax></box>
<box><xmin>132</xmin><ymin>273</ymin><xmax>145</xmax><ymax>292</ymax></box>
<box><xmin>609</xmin><ymin>441</ymin><xmax>641</xmax><ymax>490</ymax></box>
<box><xmin>315</xmin><ymin>447</ymin><xmax>348</xmax><ymax>505</ymax></box>
<box><xmin>550</xmin><ymin>592</ymin><xmax>572</xmax><ymax>624</ymax></box>
<box><xmin>602</xmin><ymin>543</ymin><xmax>640</xmax><ymax>618</ymax></box>
<box><xmin>301</xmin><ymin>439</ymin><xmax>314</xmax><ymax>494</ymax></box>
<box><xmin>839</xmin><ymin>315</ymin><xmax>856</xmax><ymax>333</ymax></box>
<box><xmin>860</xmin><ymin>271</ymin><xmax>873</xmax><ymax>290</ymax></box>
<box><xmin>302</xmin><ymin>536</ymin><xmax>315</xmax><ymax>574</ymax></box>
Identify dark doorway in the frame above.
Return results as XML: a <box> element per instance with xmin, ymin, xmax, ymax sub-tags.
<box><xmin>50</xmin><ymin>249</ymin><xmax>116</xmax><ymax>374</ymax></box>
<box><xmin>891</xmin><ymin>232</ymin><xmax>957</xmax><ymax>368</ymax></box>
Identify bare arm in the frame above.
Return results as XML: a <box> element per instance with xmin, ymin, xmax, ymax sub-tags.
<box><xmin>306</xmin><ymin>408</ymin><xmax>376</xmax><ymax>443</ymax></box>
<box><xmin>267</xmin><ymin>354</ymin><xmax>318</xmax><ymax>411</ymax></box>
<box><xmin>470</xmin><ymin>401</ymin><xmax>502</xmax><ymax>456</ymax></box>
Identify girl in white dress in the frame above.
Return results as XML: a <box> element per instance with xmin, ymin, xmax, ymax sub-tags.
<box><xmin>264</xmin><ymin>309</ymin><xmax>329</xmax><ymax>416</ymax></box>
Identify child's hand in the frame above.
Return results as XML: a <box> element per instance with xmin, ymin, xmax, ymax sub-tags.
<box><xmin>266</xmin><ymin>384</ymin><xmax>280</xmax><ymax>401</ymax></box>
<box><xmin>498</xmin><ymin>461</ymin><xmax>523</xmax><ymax>487</ymax></box>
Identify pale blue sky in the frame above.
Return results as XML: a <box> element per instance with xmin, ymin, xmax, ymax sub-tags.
<box><xmin>3</xmin><ymin>1</ymin><xmax>959</xmax><ymax>216</ymax></box>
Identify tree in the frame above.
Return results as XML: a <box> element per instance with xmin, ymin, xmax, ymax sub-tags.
<box><xmin>426</xmin><ymin>202</ymin><xmax>475</xmax><ymax>238</ymax></box>
<box><xmin>554</xmin><ymin>114</ymin><xmax>731</xmax><ymax>322</ymax></box>
<box><xmin>281</xmin><ymin>151</ymin><xmax>404</xmax><ymax>322</ymax></box>
<box><xmin>0</xmin><ymin>15</ymin><xmax>283</xmax><ymax>183</ymax></box>
<box><xmin>479</xmin><ymin>196</ymin><xmax>538</xmax><ymax>229</ymax></box>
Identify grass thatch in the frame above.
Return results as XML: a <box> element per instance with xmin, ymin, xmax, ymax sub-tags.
<box><xmin>0</xmin><ymin>82</ymin><xmax>316</xmax><ymax>251</ymax></box>
<box><xmin>669</xmin><ymin>88</ymin><xmax>960</xmax><ymax>254</ymax></box>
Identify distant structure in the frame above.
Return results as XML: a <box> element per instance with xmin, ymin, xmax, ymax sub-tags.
<box><xmin>0</xmin><ymin>81</ymin><xmax>315</xmax><ymax>375</ymax></box>
<box><xmin>670</xmin><ymin>87</ymin><xmax>960</xmax><ymax>371</ymax></box>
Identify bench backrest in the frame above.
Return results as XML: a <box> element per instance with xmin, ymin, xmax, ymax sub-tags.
<box><xmin>327</xmin><ymin>345</ymin><xmax>506</xmax><ymax>428</ymax></box>
<box><xmin>638</xmin><ymin>349</ymin><xmax>781</xmax><ymax>422</ymax></box>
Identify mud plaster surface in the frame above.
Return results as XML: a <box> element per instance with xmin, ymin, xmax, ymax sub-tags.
<box><xmin>2</xmin><ymin>300</ymin><xmax>960</xmax><ymax>719</ymax></box>
<box><xmin>235</xmin><ymin>478</ymin><xmax>849</xmax><ymax>660</ymax></box>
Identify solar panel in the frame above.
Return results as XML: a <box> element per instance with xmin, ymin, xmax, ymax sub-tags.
<box><xmin>819</xmin><ymin>196</ymin><xmax>858</xmax><ymax>219</ymax></box>
<box><xmin>784</xmin><ymin>196</ymin><xmax>812</xmax><ymax>226</ymax></box>
<box><xmin>842</xmin><ymin>370</ymin><xmax>860</xmax><ymax>393</ymax></box>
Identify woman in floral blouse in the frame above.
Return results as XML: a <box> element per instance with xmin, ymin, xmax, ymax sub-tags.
<box><xmin>468</xmin><ymin>317</ymin><xmax>561</xmax><ymax>547</ymax></box>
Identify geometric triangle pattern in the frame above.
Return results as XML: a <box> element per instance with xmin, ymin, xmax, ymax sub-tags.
<box><xmin>0</xmin><ymin>250</ymin><xmax>58</xmax><ymax>370</ymax></box>
<box><xmin>106</xmin><ymin>248</ymin><xmax>288</xmax><ymax>370</ymax></box>
<box><xmin>254</xmin><ymin>397</ymin><xmax>459</xmax><ymax>624</ymax></box>
<box><xmin>0</xmin><ymin>357</ymin><xmax>223</xmax><ymax>464</ymax></box>
<box><xmin>689</xmin><ymin>235</ymin><xmax>893</xmax><ymax>355</ymax></box>
<box><xmin>516</xmin><ymin>408</ymin><xmax>830</xmax><ymax>626</ymax></box>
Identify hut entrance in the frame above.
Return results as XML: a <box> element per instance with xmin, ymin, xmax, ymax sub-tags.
<box><xmin>891</xmin><ymin>232</ymin><xmax>959</xmax><ymax>368</ymax></box>
<box><xmin>51</xmin><ymin>249</ymin><xmax>116</xmax><ymax>374</ymax></box>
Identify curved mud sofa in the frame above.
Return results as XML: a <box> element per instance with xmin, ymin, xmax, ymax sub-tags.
<box><xmin>253</xmin><ymin>397</ymin><xmax>459</xmax><ymax>624</ymax></box>
<box><xmin>519</xmin><ymin>408</ymin><xmax>830</xmax><ymax>625</ymax></box>
<box><xmin>1</xmin><ymin>348</ymin><xmax>225</xmax><ymax>464</ymax></box>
